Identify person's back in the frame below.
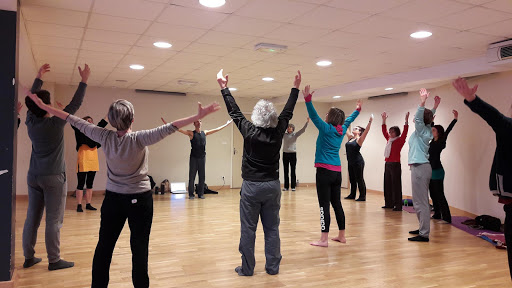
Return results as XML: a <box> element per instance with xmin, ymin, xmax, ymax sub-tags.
<box><xmin>27</xmin><ymin>115</ymin><xmax>67</xmax><ymax>175</ymax></box>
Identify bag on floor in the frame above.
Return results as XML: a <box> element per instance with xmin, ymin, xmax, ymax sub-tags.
<box><xmin>402</xmin><ymin>199</ymin><xmax>413</xmax><ymax>206</ymax></box>
<box><xmin>475</xmin><ymin>215</ymin><xmax>502</xmax><ymax>232</ymax></box>
<box><xmin>160</xmin><ymin>179</ymin><xmax>170</xmax><ymax>194</ymax></box>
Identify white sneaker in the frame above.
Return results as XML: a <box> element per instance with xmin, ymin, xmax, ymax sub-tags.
<box><xmin>291</xmin><ymin>188</ymin><xmax>296</xmax><ymax>191</ymax></box>
<box><xmin>282</xmin><ymin>188</ymin><xmax>288</xmax><ymax>191</ymax></box>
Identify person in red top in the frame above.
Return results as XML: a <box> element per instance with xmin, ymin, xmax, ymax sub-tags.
<box><xmin>381</xmin><ymin>112</ymin><xmax>409</xmax><ymax>211</ymax></box>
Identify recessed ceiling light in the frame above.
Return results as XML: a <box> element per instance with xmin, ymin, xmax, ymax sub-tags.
<box><xmin>333</xmin><ymin>95</ymin><xmax>342</xmax><ymax>99</ymax></box>
<box><xmin>410</xmin><ymin>31</ymin><xmax>432</xmax><ymax>39</ymax></box>
<box><xmin>385</xmin><ymin>87</ymin><xmax>394</xmax><ymax>91</ymax></box>
<box><xmin>130</xmin><ymin>64</ymin><xmax>144</xmax><ymax>70</ymax></box>
<box><xmin>199</xmin><ymin>0</ymin><xmax>226</xmax><ymax>8</ymax></box>
<box><xmin>316</xmin><ymin>60</ymin><xmax>332</xmax><ymax>67</ymax></box>
<box><xmin>153</xmin><ymin>41</ymin><xmax>172</xmax><ymax>48</ymax></box>
<box><xmin>262</xmin><ymin>77</ymin><xmax>274</xmax><ymax>82</ymax></box>
<box><xmin>229</xmin><ymin>87</ymin><xmax>237</xmax><ymax>91</ymax></box>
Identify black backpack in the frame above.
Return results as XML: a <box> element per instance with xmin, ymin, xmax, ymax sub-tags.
<box><xmin>475</xmin><ymin>215</ymin><xmax>502</xmax><ymax>232</ymax></box>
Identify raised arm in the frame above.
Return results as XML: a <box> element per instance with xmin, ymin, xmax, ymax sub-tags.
<box><xmin>444</xmin><ymin>110</ymin><xmax>458</xmax><ymax>140</ymax></box>
<box><xmin>357</xmin><ymin>114</ymin><xmax>373</xmax><ymax>146</ymax></box>
<box><xmin>342</xmin><ymin>100</ymin><xmax>362</xmax><ymax>131</ymax></box>
<box><xmin>61</xmin><ymin>64</ymin><xmax>90</xmax><ymax>116</ymax></box>
<box><xmin>294</xmin><ymin>118</ymin><xmax>309</xmax><ymax>138</ymax></box>
<box><xmin>162</xmin><ymin>117</ymin><xmax>193</xmax><ymax>139</ymax></box>
<box><xmin>304</xmin><ymin>85</ymin><xmax>331</xmax><ymax>133</ymax></box>
<box><xmin>275</xmin><ymin>71</ymin><xmax>301</xmax><ymax>134</ymax></box>
<box><xmin>400</xmin><ymin>112</ymin><xmax>410</xmax><ymax>141</ymax></box>
<box><xmin>205</xmin><ymin>120</ymin><xmax>233</xmax><ymax>136</ymax></box>
<box><xmin>217</xmin><ymin>69</ymin><xmax>254</xmax><ymax>137</ymax></box>
<box><xmin>381</xmin><ymin>112</ymin><xmax>389</xmax><ymax>140</ymax></box>
<box><xmin>453</xmin><ymin>77</ymin><xmax>512</xmax><ymax>133</ymax></box>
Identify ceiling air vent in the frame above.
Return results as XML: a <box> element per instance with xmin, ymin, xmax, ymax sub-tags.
<box><xmin>487</xmin><ymin>38</ymin><xmax>512</xmax><ymax>66</ymax></box>
<box><xmin>500</xmin><ymin>45</ymin><xmax>512</xmax><ymax>60</ymax></box>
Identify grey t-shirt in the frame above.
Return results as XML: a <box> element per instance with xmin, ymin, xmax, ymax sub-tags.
<box><xmin>67</xmin><ymin>115</ymin><xmax>178</xmax><ymax>194</ymax></box>
<box><xmin>26</xmin><ymin>78</ymin><xmax>86</xmax><ymax>176</ymax></box>
<box><xmin>282</xmin><ymin>122</ymin><xmax>308</xmax><ymax>153</ymax></box>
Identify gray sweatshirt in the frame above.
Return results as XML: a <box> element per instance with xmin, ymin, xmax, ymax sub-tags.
<box><xmin>26</xmin><ymin>78</ymin><xmax>86</xmax><ymax>176</ymax></box>
<box><xmin>282</xmin><ymin>122</ymin><xmax>308</xmax><ymax>153</ymax></box>
<box><xmin>67</xmin><ymin>115</ymin><xmax>178</xmax><ymax>194</ymax></box>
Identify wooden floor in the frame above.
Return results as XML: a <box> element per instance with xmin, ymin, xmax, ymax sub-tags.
<box><xmin>13</xmin><ymin>188</ymin><xmax>510</xmax><ymax>288</ymax></box>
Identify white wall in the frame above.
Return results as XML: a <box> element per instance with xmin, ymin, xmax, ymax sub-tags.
<box><xmin>334</xmin><ymin>71</ymin><xmax>512</xmax><ymax>220</ymax></box>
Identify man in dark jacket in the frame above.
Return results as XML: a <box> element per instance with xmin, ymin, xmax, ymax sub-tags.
<box><xmin>452</xmin><ymin>77</ymin><xmax>512</xmax><ymax>278</ymax></box>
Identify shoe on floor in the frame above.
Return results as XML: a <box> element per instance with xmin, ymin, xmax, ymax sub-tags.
<box><xmin>382</xmin><ymin>206</ymin><xmax>393</xmax><ymax>209</ymax></box>
<box><xmin>408</xmin><ymin>235</ymin><xmax>429</xmax><ymax>242</ymax></box>
<box><xmin>199</xmin><ymin>195</ymin><xmax>205</xmax><ymax>199</ymax></box>
<box><xmin>86</xmin><ymin>203</ymin><xmax>97</xmax><ymax>211</ymax></box>
<box><xmin>409</xmin><ymin>229</ymin><xmax>420</xmax><ymax>235</ymax></box>
<box><xmin>235</xmin><ymin>266</ymin><xmax>251</xmax><ymax>276</ymax></box>
<box><xmin>189</xmin><ymin>196</ymin><xmax>195</xmax><ymax>199</ymax></box>
<box><xmin>355</xmin><ymin>198</ymin><xmax>366</xmax><ymax>202</ymax></box>
<box><xmin>77</xmin><ymin>204</ymin><xmax>83</xmax><ymax>213</ymax></box>
<box><xmin>291</xmin><ymin>188</ymin><xmax>296</xmax><ymax>191</ymax></box>
<box><xmin>282</xmin><ymin>188</ymin><xmax>289</xmax><ymax>191</ymax></box>
<box><xmin>48</xmin><ymin>259</ymin><xmax>74</xmax><ymax>271</ymax></box>
<box><xmin>431</xmin><ymin>214</ymin><xmax>441</xmax><ymax>220</ymax></box>
<box><xmin>23</xmin><ymin>257</ymin><xmax>42</xmax><ymax>268</ymax></box>
<box><xmin>344</xmin><ymin>196</ymin><xmax>355</xmax><ymax>200</ymax></box>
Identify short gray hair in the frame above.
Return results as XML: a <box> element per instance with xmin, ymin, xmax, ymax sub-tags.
<box><xmin>108</xmin><ymin>99</ymin><xmax>134</xmax><ymax>131</ymax></box>
<box><xmin>251</xmin><ymin>99</ymin><xmax>278</xmax><ymax>128</ymax></box>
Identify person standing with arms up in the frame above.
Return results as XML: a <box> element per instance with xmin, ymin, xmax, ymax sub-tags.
<box><xmin>161</xmin><ymin>117</ymin><xmax>232</xmax><ymax>199</ymax></box>
<box><xmin>381</xmin><ymin>112</ymin><xmax>409</xmax><ymax>211</ymax></box>
<box><xmin>408</xmin><ymin>89</ymin><xmax>440</xmax><ymax>242</ymax></box>
<box><xmin>452</xmin><ymin>77</ymin><xmax>512</xmax><ymax>278</ymax></box>
<box><xmin>282</xmin><ymin>118</ymin><xmax>309</xmax><ymax>191</ymax></box>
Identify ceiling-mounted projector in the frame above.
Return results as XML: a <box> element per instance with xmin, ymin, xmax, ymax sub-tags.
<box><xmin>254</xmin><ymin>43</ymin><xmax>288</xmax><ymax>53</ymax></box>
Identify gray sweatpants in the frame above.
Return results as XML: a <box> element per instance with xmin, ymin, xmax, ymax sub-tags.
<box><xmin>239</xmin><ymin>180</ymin><xmax>281</xmax><ymax>276</ymax></box>
<box><xmin>411</xmin><ymin>163</ymin><xmax>432</xmax><ymax>238</ymax></box>
<box><xmin>23</xmin><ymin>173</ymin><xmax>67</xmax><ymax>263</ymax></box>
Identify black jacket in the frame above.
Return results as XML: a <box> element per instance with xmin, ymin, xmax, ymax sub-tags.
<box><xmin>428</xmin><ymin>119</ymin><xmax>457</xmax><ymax>170</ymax></box>
<box><xmin>465</xmin><ymin>96</ymin><xmax>512</xmax><ymax>198</ymax></box>
<box><xmin>73</xmin><ymin>119</ymin><xmax>108</xmax><ymax>151</ymax></box>
<box><xmin>221</xmin><ymin>88</ymin><xmax>298</xmax><ymax>182</ymax></box>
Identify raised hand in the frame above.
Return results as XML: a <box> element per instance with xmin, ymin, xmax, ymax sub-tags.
<box><xmin>369</xmin><ymin>114</ymin><xmax>374</xmax><ymax>123</ymax></box>
<box><xmin>78</xmin><ymin>64</ymin><xmax>90</xmax><ymax>83</ymax></box>
<box><xmin>293</xmin><ymin>70</ymin><xmax>301</xmax><ymax>89</ymax></box>
<box><xmin>197</xmin><ymin>102</ymin><xmax>221</xmax><ymax>119</ymax></box>
<box><xmin>37</xmin><ymin>63</ymin><xmax>50</xmax><ymax>79</ymax></box>
<box><xmin>405</xmin><ymin>111</ymin><xmax>410</xmax><ymax>123</ymax></box>
<box><xmin>453</xmin><ymin>109</ymin><xmax>458</xmax><ymax>120</ymax></box>
<box><xmin>452</xmin><ymin>77</ymin><xmax>478</xmax><ymax>102</ymax></box>
<box><xmin>356</xmin><ymin>99</ymin><xmax>362</xmax><ymax>110</ymax></box>
<box><xmin>433</xmin><ymin>95</ymin><xmax>441</xmax><ymax>109</ymax></box>
<box><xmin>24</xmin><ymin>87</ymin><xmax>45</xmax><ymax>108</ymax></box>
<box><xmin>17</xmin><ymin>101</ymin><xmax>23</xmax><ymax>115</ymax></box>
<box><xmin>419</xmin><ymin>88</ymin><xmax>429</xmax><ymax>105</ymax></box>
<box><xmin>381</xmin><ymin>112</ymin><xmax>388</xmax><ymax>123</ymax></box>
<box><xmin>217</xmin><ymin>69</ymin><xmax>229</xmax><ymax>89</ymax></box>
<box><xmin>302</xmin><ymin>85</ymin><xmax>314</xmax><ymax>102</ymax></box>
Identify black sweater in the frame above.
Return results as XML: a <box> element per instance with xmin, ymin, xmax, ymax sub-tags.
<box><xmin>465</xmin><ymin>96</ymin><xmax>512</xmax><ymax>199</ymax></box>
<box><xmin>222</xmin><ymin>87</ymin><xmax>298</xmax><ymax>182</ymax></box>
<box><xmin>73</xmin><ymin>119</ymin><xmax>108</xmax><ymax>151</ymax></box>
<box><xmin>428</xmin><ymin>119</ymin><xmax>457</xmax><ymax>170</ymax></box>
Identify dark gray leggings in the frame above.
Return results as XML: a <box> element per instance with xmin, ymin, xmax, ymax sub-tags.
<box><xmin>188</xmin><ymin>156</ymin><xmax>205</xmax><ymax>197</ymax></box>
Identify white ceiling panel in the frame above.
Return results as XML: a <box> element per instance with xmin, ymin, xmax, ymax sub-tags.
<box><xmin>325</xmin><ymin>0</ymin><xmax>411</xmax><ymax>14</ymax></box>
<box><xmin>381</xmin><ymin>0</ymin><xmax>473</xmax><ymax>22</ymax></box>
<box><xmin>167</xmin><ymin>52</ymin><xmax>220</xmax><ymax>64</ymax></box>
<box><xmin>92</xmin><ymin>0</ymin><xmax>166</xmax><ymax>21</ymax></box>
<box><xmin>78</xmin><ymin>50</ymin><xmax>126</xmax><ymax>62</ymax></box>
<box><xmin>32</xmin><ymin>45</ymin><xmax>79</xmax><ymax>58</ymax></box>
<box><xmin>196</xmin><ymin>31</ymin><xmax>256</xmax><ymax>48</ymax></box>
<box><xmin>22</xmin><ymin>6</ymin><xmax>88</xmax><ymax>27</ymax></box>
<box><xmin>145</xmin><ymin>23</ymin><xmax>207</xmax><ymax>41</ymax></box>
<box><xmin>184</xmin><ymin>42</ymin><xmax>238</xmax><ymax>57</ymax></box>
<box><xmin>154</xmin><ymin>58</ymin><xmax>206</xmax><ymax>74</ymax></box>
<box><xmin>128</xmin><ymin>46</ymin><xmax>177</xmax><ymax>59</ymax></box>
<box><xmin>75</xmin><ymin>61</ymin><xmax>116</xmax><ymax>73</ymax></box>
<box><xmin>88</xmin><ymin>14</ymin><xmax>152</xmax><ymax>34</ymax></box>
<box><xmin>30</xmin><ymin>34</ymin><xmax>82</xmax><ymax>49</ymax></box>
<box><xmin>84</xmin><ymin>29</ymin><xmax>140</xmax><ymax>45</ymax></box>
<box><xmin>341</xmin><ymin>15</ymin><xmax>421</xmax><ymax>39</ymax></box>
<box><xmin>452</xmin><ymin>0</ymin><xmax>495</xmax><ymax>5</ymax></box>
<box><xmin>135</xmin><ymin>36</ymin><xmax>191</xmax><ymax>51</ymax></box>
<box><xmin>470</xmin><ymin>19</ymin><xmax>512</xmax><ymax>38</ymax></box>
<box><xmin>26</xmin><ymin>21</ymin><xmax>84</xmax><ymax>39</ymax></box>
<box><xmin>170</xmin><ymin>0</ymin><xmax>251</xmax><ymax>14</ymax></box>
<box><xmin>289</xmin><ymin>6</ymin><xmax>369</xmax><ymax>29</ymax></box>
<box><xmin>117</xmin><ymin>55</ymin><xmax>167</xmax><ymax>70</ymax></box>
<box><xmin>36</xmin><ymin>55</ymin><xmax>78</xmax><ymax>65</ymax></box>
<box><xmin>316</xmin><ymin>31</ymin><xmax>374</xmax><ymax>48</ymax></box>
<box><xmin>80</xmin><ymin>41</ymin><xmax>132</xmax><ymax>54</ymax></box>
<box><xmin>438</xmin><ymin>31</ymin><xmax>505</xmax><ymax>51</ymax></box>
<box><xmin>213</xmin><ymin>15</ymin><xmax>283</xmax><ymax>37</ymax></box>
<box><xmin>235</xmin><ymin>0</ymin><xmax>316</xmax><ymax>22</ymax></box>
<box><xmin>140</xmin><ymin>70</ymin><xmax>188</xmax><ymax>81</ymax></box>
<box><xmin>21</xmin><ymin>0</ymin><xmax>93</xmax><ymax>12</ymax></box>
<box><xmin>483</xmin><ymin>0</ymin><xmax>512</xmax><ymax>14</ymax></box>
<box><xmin>264</xmin><ymin>24</ymin><xmax>330</xmax><ymax>42</ymax></box>
<box><xmin>157</xmin><ymin>5</ymin><xmax>229</xmax><ymax>29</ymax></box>
<box><xmin>435</xmin><ymin>6</ymin><xmax>512</xmax><ymax>30</ymax></box>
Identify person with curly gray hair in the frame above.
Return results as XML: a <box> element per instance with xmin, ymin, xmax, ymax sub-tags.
<box><xmin>217</xmin><ymin>69</ymin><xmax>301</xmax><ymax>276</ymax></box>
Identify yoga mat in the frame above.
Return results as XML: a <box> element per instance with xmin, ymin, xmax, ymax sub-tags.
<box><xmin>450</xmin><ymin>216</ymin><xmax>500</xmax><ymax>236</ymax></box>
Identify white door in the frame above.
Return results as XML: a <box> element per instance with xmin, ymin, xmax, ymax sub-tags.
<box><xmin>340</xmin><ymin>126</ymin><xmax>350</xmax><ymax>189</ymax></box>
<box><xmin>231</xmin><ymin>125</ymin><xmax>244</xmax><ymax>189</ymax></box>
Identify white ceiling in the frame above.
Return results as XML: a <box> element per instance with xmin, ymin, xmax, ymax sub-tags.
<box><xmin>20</xmin><ymin>0</ymin><xmax>512</xmax><ymax>99</ymax></box>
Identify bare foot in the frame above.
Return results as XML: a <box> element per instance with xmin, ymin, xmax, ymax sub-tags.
<box><xmin>331</xmin><ymin>237</ymin><xmax>346</xmax><ymax>243</ymax></box>
<box><xmin>310</xmin><ymin>240</ymin><xmax>328</xmax><ymax>247</ymax></box>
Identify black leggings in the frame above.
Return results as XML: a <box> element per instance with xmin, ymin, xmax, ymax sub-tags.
<box><xmin>315</xmin><ymin>168</ymin><xmax>345</xmax><ymax>232</ymax></box>
<box><xmin>347</xmin><ymin>162</ymin><xmax>366</xmax><ymax>200</ymax></box>
<box><xmin>282</xmin><ymin>152</ymin><xmax>297</xmax><ymax>189</ymax></box>
<box><xmin>429</xmin><ymin>179</ymin><xmax>451</xmax><ymax>222</ymax></box>
<box><xmin>77</xmin><ymin>171</ymin><xmax>96</xmax><ymax>190</ymax></box>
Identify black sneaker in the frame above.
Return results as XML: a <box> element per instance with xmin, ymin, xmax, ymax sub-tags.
<box><xmin>392</xmin><ymin>207</ymin><xmax>402</xmax><ymax>211</ymax></box>
<box><xmin>408</xmin><ymin>235</ymin><xmax>429</xmax><ymax>242</ymax></box>
<box><xmin>86</xmin><ymin>203</ymin><xmax>97</xmax><ymax>211</ymax></box>
<box><xmin>382</xmin><ymin>206</ymin><xmax>393</xmax><ymax>209</ymax></box>
<box><xmin>344</xmin><ymin>196</ymin><xmax>355</xmax><ymax>200</ymax></box>
<box><xmin>409</xmin><ymin>229</ymin><xmax>420</xmax><ymax>235</ymax></box>
<box><xmin>431</xmin><ymin>214</ymin><xmax>441</xmax><ymax>220</ymax></box>
<box><xmin>77</xmin><ymin>204</ymin><xmax>83</xmax><ymax>213</ymax></box>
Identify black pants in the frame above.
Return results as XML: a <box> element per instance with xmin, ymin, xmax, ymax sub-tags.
<box><xmin>505</xmin><ymin>204</ymin><xmax>512</xmax><ymax>280</ymax></box>
<box><xmin>188</xmin><ymin>156</ymin><xmax>205</xmax><ymax>197</ymax></box>
<box><xmin>92</xmin><ymin>191</ymin><xmax>153</xmax><ymax>288</ymax></box>
<box><xmin>429</xmin><ymin>179</ymin><xmax>451</xmax><ymax>222</ymax></box>
<box><xmin>282</xmin><ymin>152</ymin><xmax>297</xmax><ymax>189</ymax></box>
<box><xmin>347</xmin><ymin>162</ymin><xmax>366</xmax><ymax>200</ymax></box>
<box><xmin>315</xmin><ymin>168</ymin><xmax>345</xmax><ymax>232</ymax></box>
<box><xmin>77</xmin><ymin>171</ymin><xmax>96</xmax><ymax>190</ymax></box>
<box><xmin>383</xmin><ymin>162</ymin><xmax>402</xmax><ymax>208</ymax></box>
